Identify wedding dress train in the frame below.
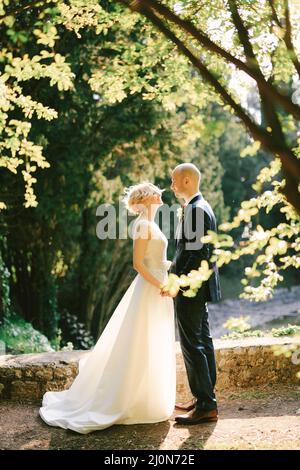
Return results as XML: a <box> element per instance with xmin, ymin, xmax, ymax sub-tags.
<box><xmin>39</xmin><ymin>220</ymin><xmax>176</xmax><ymax>434</ymax></box>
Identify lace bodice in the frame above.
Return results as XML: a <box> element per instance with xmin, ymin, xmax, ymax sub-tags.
<box><xmin>133</xmin><ymin>219</ymin><xmax>171</xmax><ymax>280</ymax></box>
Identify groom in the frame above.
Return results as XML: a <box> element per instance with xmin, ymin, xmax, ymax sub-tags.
<box><xmin>162</xmin><ymin>163</ymin><xmax>221</xmax><ymax>425</ymax></box>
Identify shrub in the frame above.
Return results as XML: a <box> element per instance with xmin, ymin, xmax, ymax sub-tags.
<box><xmin>0</xmin><ymin>313</ymin><xmax>54</xmax><ymax>354</ymax></box>
<box><xmin>58</xmin><ymin>310</ymin><xmax>94</xmax><ymax>350</ymax></box>
<box><xmin>221</xmin><ymin>323</ymin><xmax>300</xmax><ymax>340</ymax></box>
<box><xmin>271</xmin><ymin>325</ymin><xmax>300</xmax><ymax>337</ymax></box>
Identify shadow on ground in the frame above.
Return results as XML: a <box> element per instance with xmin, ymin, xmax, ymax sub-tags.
<box><xmin>0</xmin><ymin>384</ymin><xmax>299</xmax><ymax>450</ymax></box>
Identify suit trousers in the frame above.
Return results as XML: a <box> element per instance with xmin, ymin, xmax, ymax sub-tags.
<box><xmin>174</xmin><ymin>285</ymin><xmax>218</xmax><ymax>411</ymax></box>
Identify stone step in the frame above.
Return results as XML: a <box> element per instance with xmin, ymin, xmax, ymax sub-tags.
<box><xmin>0</xmin><ymin>337</ymin><xmax>299</xmax><ymax>403</ymax></box>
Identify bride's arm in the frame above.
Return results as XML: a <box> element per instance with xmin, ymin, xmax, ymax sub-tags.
<box><xmin>133</xmin><ymin>225</ymin><xmax>162</xmax><ymax>289</ymax></box>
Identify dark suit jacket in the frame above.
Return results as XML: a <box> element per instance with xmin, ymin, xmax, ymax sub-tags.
<box><xmin>170</xmin><ymin>193</ymin><xmax>221</xmax><ymax>303</ymax></box>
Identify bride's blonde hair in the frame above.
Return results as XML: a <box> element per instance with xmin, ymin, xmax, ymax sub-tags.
<box><xmin>122</xmin><ymin>182</ymin><xmax>165</xmax><ymax>215</ymax></box>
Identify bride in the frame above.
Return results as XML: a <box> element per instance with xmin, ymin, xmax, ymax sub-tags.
<box><xmin>39</xmin><ymin>182</ymin><xmax>176</xmax><ymax>434</ymax></box>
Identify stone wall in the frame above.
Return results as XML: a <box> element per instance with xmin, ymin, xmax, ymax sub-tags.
<box><xmin>0</xmin><ymin>336</ymin><xmax>299</xmax><ymax>403</ymax></box>
<box><xmin>178</xmin><ymin>336</ymin><xmax>300</xmax><ymax>401</ymax></box>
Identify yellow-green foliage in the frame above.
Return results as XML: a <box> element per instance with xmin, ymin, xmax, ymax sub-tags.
<box><xmin>165</xmin><ymin>158</ymin><xmax>299</xmax><ymax>301</ymax></box>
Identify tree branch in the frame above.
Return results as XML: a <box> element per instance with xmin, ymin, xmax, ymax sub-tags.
<box><xmin>267</xmin><ymin>0</ymin><xmax>300</xmax><ymax>80</ymax></box>
<box><xmin>227</xmin><ymin>0</ymin><xmax>259</xmax><ymax>66</ymax></box>
<box><xmin>119</xmin><ymin>0</ymin><xmax>300</xmax><ymax>214</ymax></box>
<box><xmin>227</xmin><ymin>2</ymin><xmax>286</xmax><ymax>148</ymax></box>
<box><xmin>127</xmin><ymin>0</ymin><xmax>300</xmax><ymax>121</ymax></box>
<box><xmin>124</xmin><ymin>2</ymin><xmax>298</xmax><ymax>164</ymax></box>
<box><xmin>283</xmin><ymin>0</ymin><xmax>300</xmax><ymax>80</ymax></box>
<box><xmin>267</xmin><ymin>0</ymin><xmax>282</xmax><ymax>27</ymax></box>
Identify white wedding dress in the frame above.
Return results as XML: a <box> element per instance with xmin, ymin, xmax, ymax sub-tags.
<box><xmin>39</xmin><ymin>219</ymin><xmax>176</xmax><ymax>434</ymax></box>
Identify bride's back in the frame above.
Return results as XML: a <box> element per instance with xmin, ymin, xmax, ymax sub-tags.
<box><xmin>132</xmin><ymin>218</ymin><xmax>170</xmax><ymax>274</ymax></box>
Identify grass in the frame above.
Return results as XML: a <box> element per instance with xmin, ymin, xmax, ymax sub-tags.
<box><xmin>226</xmin><ymin>385</ymin><xmax>300</xmax><ymax>401</ymax></box>
<box><xmin>221</xmin><ymin>324</ymin><xmax>300</xmax><ymax>340</ymax></box>
<box><xmin>228</xmin><ymin>389</ymin><xmax>271</xmax><ymax>400</ymax></box>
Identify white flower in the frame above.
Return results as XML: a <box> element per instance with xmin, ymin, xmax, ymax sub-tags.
<box><xmin>177</xmin><ymin>206</ymin><xmax>183</xmax><ymax>221</ymax></box>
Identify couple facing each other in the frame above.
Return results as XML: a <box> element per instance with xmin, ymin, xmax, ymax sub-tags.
<box><xmin>39</xmin><ymin>163</ymin><xmax>221</xmax><ymax>434</ymax></box>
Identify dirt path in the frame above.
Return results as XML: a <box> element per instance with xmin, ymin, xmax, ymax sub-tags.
<box><xmin>208</xmin><ymin>285</ymin><xmax>300</xmax><ymax>338</ymax></box>
<box><xmin>1</xmin><ymin>385</ymin><xmax>299</xmax><ymax>450</ymax></box>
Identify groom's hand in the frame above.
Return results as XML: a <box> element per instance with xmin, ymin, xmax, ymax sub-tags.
<box><xmin>160</xmin><ymin>288</ymin><xmax>170</xmax><ymax>297</ymax></box>
<box><xmin>160</xmin><ymin>288</ymin><xmax>168</xmax><ymax>296</ymax></box>
<box><xmin>160</xmin><ymin>287</ymin><xmax>179</xmax><ymax>298</ymax></box>
<box><xmin>167</xmin><ymin>290</ymin><xmax>179</xmax><ymax>298</ymax></box>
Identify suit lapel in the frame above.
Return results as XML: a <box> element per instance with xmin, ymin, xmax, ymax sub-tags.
<box><xmin>175</xmin><ymin>193</ymin><xmax>203</xmax><ymax>248</ymax></box>
<box><xmin>175</xmin><ymin>193</ymin><xmax>203</xmax><ymax>247</ymax></box>
<box><xmin>187</xmin><ymin>193</ymin><xmax>203</xmax><ymax>206</ymax></box>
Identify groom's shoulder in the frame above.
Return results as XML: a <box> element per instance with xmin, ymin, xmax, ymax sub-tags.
<box><xmin>191</xmin><ymin>197</ymin><xmax>212</xmax><ymax>215</ymax></box>
<box><xmin>185</xmin><ymin>201</ymin><xmax>211</xmax><ymax>231</ymax></box>
<box><xmin>190</xmin><ymin>199</ymin><xmax>217</xmax><ymax>228</ymax></box>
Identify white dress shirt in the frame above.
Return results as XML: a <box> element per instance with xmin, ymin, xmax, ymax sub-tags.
<box><xmin>176</xmin><ymin>191</ymin><xmax>201</xmax><ymax>242</ymax></box>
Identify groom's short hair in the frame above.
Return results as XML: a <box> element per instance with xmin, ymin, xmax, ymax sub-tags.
<box><xmin>173</xmin><ymin>163</ymin><xmax>201</xmax><ymax>186</ymax></box>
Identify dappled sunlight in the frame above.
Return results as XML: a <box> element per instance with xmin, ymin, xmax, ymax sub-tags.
<box><xmin>0</xmin><ymin>385</ymin><xmax>299</xmax><ymax>450</ymax></box>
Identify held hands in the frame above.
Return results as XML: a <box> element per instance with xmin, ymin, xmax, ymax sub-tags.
<box><xmin>159</xmin><ymin>283</ymin><xmax>179</xmax><ymax>298</ymax></box>
<box><xmin>159</xmin><ymin>272</ymin><xmax>181</xmax><ymax>298</ymax></box>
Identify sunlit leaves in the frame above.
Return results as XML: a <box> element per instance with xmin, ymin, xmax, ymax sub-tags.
<box><xmin>162</xmin><ymin>260</ymin><xmax>213</xmax><ymax>297</ymax></box>
<box><xmin>33</xmin><ymin>25</ymin><xmax>59</xmax><ymax>48</ymax></box>
<box><xmin>223</xmin><ymin>315</ymin><xmax>251</xmax><ymax>333</ymax></box>
<box><xmin>0</xmin><ymin>4</ymin><xmax>75</xmax><ymax>209</ymax></box>
<box><xmin>271</xmin><ymin>341</ymin><xmax>300</xmax><ymax>380</ymax></box>
<box><xmin>89</xmin><ymin>71</ymin><xmax>127</xmax><ymax>104</ymax></box>
<box><xmin>0</xmin><ymin>78</ymin><xmax>58</xmax><ymax>208</ymax></box>
<box><xmin>164</xmin><ymin>154</ymin><xmax>299</xmax><ymax>301</ymax></box>
<box><xmin>212</xmin><ymin>158</ymin><xmax>299</xmax><ymax>301</ymax></box>
<box><xmin>240</xmin><ymin>140</ymin><xmax>261</xmax><ymax>158</ymax></box>
<box><xmin>58</xmin><ymin>0</ymin><xmax>104</xmax><ymax>38</ymax></box>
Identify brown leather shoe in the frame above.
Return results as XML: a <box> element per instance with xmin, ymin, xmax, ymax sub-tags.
<box><xmin>174</xmin><ymin>397</ymin><xmax>197</xmax><ymax>412</ymax></box>
<box><xmin>175</xmin><ymin>408</ymin><xmax>218</xmax><ymax>425</ymax></box>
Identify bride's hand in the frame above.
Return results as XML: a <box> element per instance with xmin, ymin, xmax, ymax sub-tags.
<box><xmin>160</xmin><ymin>286</ymin><xmax>179</xmax><ymax>297</ymax></box>
<box><xmin>160</xmin><ymin>289</ymin><xmax>168</xmax><ymax>297</ymax></box>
